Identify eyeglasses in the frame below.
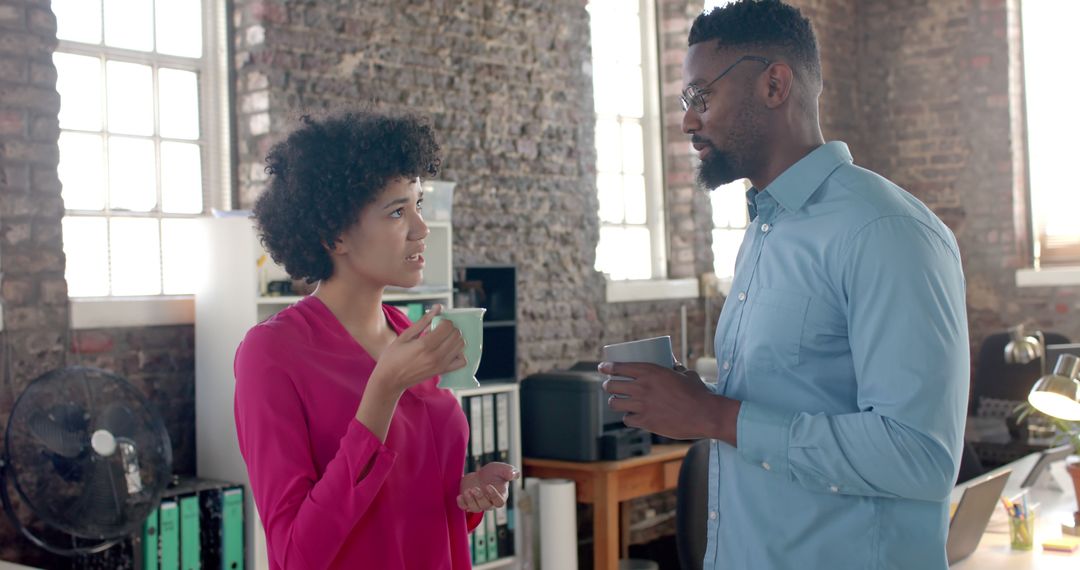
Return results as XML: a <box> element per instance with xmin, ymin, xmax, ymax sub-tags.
<box><xmin>680</xmin><ymin>55</ymin><xmax>771</xmax><ymax>114</ymax></box>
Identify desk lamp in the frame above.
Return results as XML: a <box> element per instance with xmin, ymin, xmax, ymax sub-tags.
<box><xmin>1004</xmin><ymin>324</ymin><xmax>1046</xmax><ymax>376</ymax></box>
<box><xmin>1027</xmin><ymin>354</ymin><xmax>1080</xmax><ymax>422</ymax></box>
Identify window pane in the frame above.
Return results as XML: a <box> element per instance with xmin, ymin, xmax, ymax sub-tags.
<box><xmin>620</xmin><ymin>121</ymin><xmax>644</xmax><ymax>174</ymax></box>
<box><xmin>596</xmin><ymin>225</ymin><xmax>651</xmax><ymax>280</ymax></box>
<box><xmin>104</xmin><ymin>0</ymin><xmax>154</xmax><ymax>52</ymax></box>
<box><xmin>712</xmin><ymin>228</ymin><xmax>745</xmax><ymax>279</ymax></box>
<box><xmin>161</xmin><ymin>218</ymin><xmax>199</xmax><ymax>294</ymax></box>
<box><xmin>59</xmin><ymin>132</ymin><xmax>106</xmax><ymax>210</ymax></box>
<box><xmin>711</xmin><ymin>179</ymin><xmax>750</xmax><ymax>228</ymax></box>
<box><xmin>623</xmin><ymin>174</ymin><xmax>646</xmax><ymax>224</ymax></box>
<box><xmin>597</xmin><ymin>173</ymin><xmax>624</xmax><ymax>223</ymax></box>
<box><xmin>54</xmin><ymin>0</ymin><xmax>102</xmax><ymax>44</ymax></box>
<box><xmin>54</xmin><ymin>53</ymin><xmax>103</xmax><ymax>131</ymax></box>
<box><xmin>587</xmin><ymin>1</ymin><xmax>616</xmax><ymax>65</ymax></box>
<box><xmin>618</xmin><ymin>65</ymin><xmax>644</xmax><ymax>118</ymax></box>
<box><xmin>106</xmin><ymin>61</ymin><xmax>154</xmax><ymax>136</ymax></box>
<box><xmin>595</xmin><ymin>118</ymin><xmax>620</xmax><ymax>173</ymax></box>
<box><xmin>614</xmin><ymin>3</ymin><xmax>641</xmax><ymax>66</ymax></box>
<box><xmin>1023</xmin><ymin>1</ymin><xmax>1080</xmax><ymax>240</ymax></box>
<box><xmin>155</xmin><ymin>0</ymin><xmax>202</xmax><ymax>57</ymax></box>
<box><xmin>592</xmin><ymin>62</ymin><xmax>618</xmax><ymax>115</ymax></box>
<box><xmin>160</xmin><ymin>142</ymin><xmax>202</xmax><ymax>213</ymax></box>
<box><xmin>158</xmin><ymin>68</ymin><xmax>200</xmax><ymax>140</ymax></box>
<box><xmin>108</xmin><ymin>136</ymin><xmax>157</xmax><ymax>212</ymax></box>
<box><xmin>109</xmin><ymin>217</ymin><xmax>161</xmax><ymax>295</ymax></box>
<box><xmin>62</xmin><ymin>217</ymin><xmax>110</xmax><ymax>297</ymax></box>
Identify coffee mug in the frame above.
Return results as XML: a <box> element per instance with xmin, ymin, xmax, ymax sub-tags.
<box><xmin>432</xmin><ymin>307</ymin><xmax>486</xmax><ymax>389</ymax></box>
<box><xmin>601</xmin><ymin>335</ymin><xmax>675</xmax><ymax>382</ymax></box>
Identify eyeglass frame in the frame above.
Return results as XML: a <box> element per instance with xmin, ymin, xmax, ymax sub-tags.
<box><xmin>680</xmin><ymin>55</ymin><xmax>771</xmax><ymax>114</ymax></box>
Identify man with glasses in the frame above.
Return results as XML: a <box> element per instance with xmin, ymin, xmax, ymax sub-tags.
<box><xmin>601</xmin><ymin>1</ymin><xmax>969</xmax><ymax>568</ymax></box>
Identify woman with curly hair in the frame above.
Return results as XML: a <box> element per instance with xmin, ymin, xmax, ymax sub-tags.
<box><xmin>233</xmin><ymin>111</ymin><xmax>518</xmax><ymax>570</ymax></box>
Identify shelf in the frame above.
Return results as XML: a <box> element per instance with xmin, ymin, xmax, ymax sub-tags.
<box><xmin>473</xmin><ymin>556</ymin><xmax>517</xmax><ymax>570</ymax></box>
<box><xmin>483</xmin><ymin>320</ymin><xmax>515</xmax><ymax>328</ymax></box>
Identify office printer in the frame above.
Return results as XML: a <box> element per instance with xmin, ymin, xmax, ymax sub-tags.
<box><xmin>521</xmin><ymin>362</ymin><xmax>651</xmax><ymax>461</ymax></box>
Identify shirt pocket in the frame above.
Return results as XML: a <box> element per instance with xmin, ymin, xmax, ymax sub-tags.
<box><xmin>742</xmin><ymin>288</ymin><xmax>811</xmax><ymax>374</ymax></box>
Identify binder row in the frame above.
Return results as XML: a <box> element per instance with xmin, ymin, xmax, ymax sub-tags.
<box><xmin>72</xmin><ymin>478</ymin><xmax>243</xmax><ymax>570</ymax></box>
<box><xmin>462</xmin><ymin>392</ymin><xmax>515</xmax><ymax>565</ymax></box>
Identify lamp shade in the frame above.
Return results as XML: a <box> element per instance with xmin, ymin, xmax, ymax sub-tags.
<box><xmin>1027</xmin><ymin>353</ymin><xmax>1080</xmax><ymax>422</ymax></box>
<box><xmin>1004</xmin><ymin>325</ymin><xmax>1043</xmax><ymax>364</ymax></box>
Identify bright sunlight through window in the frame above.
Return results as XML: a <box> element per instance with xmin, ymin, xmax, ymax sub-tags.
<box><xmin>53</xmin><ymin>0</ymin><xmax>207</xmax><ymax>296</ymax></box>
<box><xmin>1021</xmin><ymin>0</ymin><xmax>1080</xmax><ymax>264</ymax></box>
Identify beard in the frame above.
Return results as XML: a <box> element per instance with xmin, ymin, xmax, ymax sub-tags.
<box><xmin>696</xmin><ymin>148</ymin><xmax>741</xmax><ymax>189</ymax></box>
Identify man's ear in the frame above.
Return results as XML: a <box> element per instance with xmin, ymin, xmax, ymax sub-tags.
<box><xmin>761</xmin><ymin>62</ymin><xmax>794</xmax><ymax>109</ymax></box>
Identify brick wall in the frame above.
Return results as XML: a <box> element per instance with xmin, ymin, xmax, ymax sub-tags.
<box><xmin>0</xmin><ymin>0</ymin><xmax>68</xmax><ymax>564</ymax></box>
<box><xmin>233</xmin><ymin>0</ymin><xmax>718</xmax><ymax>377</ymax></box>
<box><xmin>855</xmin><ymin>0</ymin><xmax>1079</xmax><ymax>357</ymax></box>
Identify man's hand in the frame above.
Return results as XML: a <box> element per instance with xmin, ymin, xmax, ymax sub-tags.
<box><xmin>458</xmin><ymin>462</ymin><xmax>520</xmax><ymax>512</ymax></box>
<box><xmin>600</xmin><ymin>362</ymin><xmax>740</xmax><ymax>444</ymax></box>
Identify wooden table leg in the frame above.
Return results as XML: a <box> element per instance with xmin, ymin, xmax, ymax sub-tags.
<box><xmin>594</xmin><ymin>471</ymin><xmax>620</xmax><ymax>570</ymax></box>
<box><xmin>620</xmin><ymin>501</ymin><xmax>631</xmax><ymax>559</ymax></box>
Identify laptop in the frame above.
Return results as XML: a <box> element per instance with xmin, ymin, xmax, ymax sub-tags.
<box><xmin>946</xmin><ymin>469</ymin><xmax>1011</xmax><ymax>565</ymax></box>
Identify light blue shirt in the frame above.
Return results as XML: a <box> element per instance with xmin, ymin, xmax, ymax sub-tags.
<box><xmin>706</xmin><ymin>142</ymin><xmax>969</xmax><ymax>570</ymax></box>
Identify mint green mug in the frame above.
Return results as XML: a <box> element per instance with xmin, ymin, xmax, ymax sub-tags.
<box><xmin>431</xmin><ymin>307</ymin><xmax>486</xmax><ymax>389</ymax></box>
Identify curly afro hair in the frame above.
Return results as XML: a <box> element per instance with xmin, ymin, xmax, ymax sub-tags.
<box><xmin>689</xmin><ymin>0</ymin><xmax>821</xmax><ymax>91</ymax></box>
<box><xmin>252</xmin><ymin>111</ymin><xmax>441</xmax><ymax>283</ymax></box>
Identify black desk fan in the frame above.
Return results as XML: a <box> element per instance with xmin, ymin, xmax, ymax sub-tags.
<box><xmin>0</xmin><ymin>364</ymin><xmax>172</xmax><ymax>556</ymax></box>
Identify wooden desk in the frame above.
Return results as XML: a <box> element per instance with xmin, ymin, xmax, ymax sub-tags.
<box><xmin>523</xmin><ymin>444</ymin><xmax>692</xmax><ymax>570</ymax></box>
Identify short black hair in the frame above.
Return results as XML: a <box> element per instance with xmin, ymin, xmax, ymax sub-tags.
<box><xmin>253</xmin><ymin>111</ymin><xmax>441</xmax><ymax>283</ymax></box>
<box><xmin>689</xmin><ymin>0</ymin><xmax>821</xmax><ymax>89</ymax></box>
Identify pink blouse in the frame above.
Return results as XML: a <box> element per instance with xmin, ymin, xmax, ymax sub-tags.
<box><xmin>234</xmin><ymin>296</ymin><xmax>482</xmax><ymax>570</ymax></box>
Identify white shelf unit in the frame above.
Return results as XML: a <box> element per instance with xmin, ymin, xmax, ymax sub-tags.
<box><xmin>454</xmin><ymin>382</ymin><xmax>523</xmax><ymax>570</ymax></box>
<box><xmin>194</xmin><ymin>215</ymin><xmax>454</xmax><ymax>570</ymax></box>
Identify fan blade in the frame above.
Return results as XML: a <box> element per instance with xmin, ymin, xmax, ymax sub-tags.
<box><xmin>68</xmin><ymin>456</ymin><xmax>128</xmax><ymax>535</ymax></box>
<box><xmin>27</xmin><ymin>405</ymin><xmax>87</xmax><ymax>458</ymax></box>
<box><xmin>97</xmin><ymin>403</ymin><xmax>137</xmax><ymax>439</ymax></box>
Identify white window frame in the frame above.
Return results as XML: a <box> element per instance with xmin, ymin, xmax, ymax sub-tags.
<box><xmin>1015</xmin><ymin>0</ymin><xmax>1080</xmax><ymax>287</ymax></box>
<box><xmin>58</xmin><ymin>0</ymin><xmax>231</xmax><ymax>328</ymax></box>
<box><xmin>590</xmin><ymin>0</ymin><xmax>698</xmax><ymax>302</ymax></box>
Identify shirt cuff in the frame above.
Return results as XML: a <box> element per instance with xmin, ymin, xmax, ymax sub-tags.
<box><xmin>344</xmin><ymin>419</ymin><xmax>398</xmax><ymax>485</ymax></box>
<box><xmin>736</xmin><ymin>401</ymin><xmax>795</xmax><ymax>478</ymax></box>
<box><xmin>466</xmin><ymin>511</ymin><xmax>484</xmax><ymax>532</ymax></box>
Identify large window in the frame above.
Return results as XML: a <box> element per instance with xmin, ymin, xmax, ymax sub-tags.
<box><xmin>1022</xmin><ymin>0</ymin><xmax>1080</xmax><ymax>265</ymax></box>
<box><xmin>587</xmin><ymin>0</ymin><xmax>667</xmax><ymax>281</ymax></box>
<box><xmin>710</xmin><ymin>180</ymin><xmax>749</xmax><ymax>279</ymax></box>
<box><xmin>53</xmin><ymin>0</ymin><xmax>227</xmax><ymax>297</ymax></box>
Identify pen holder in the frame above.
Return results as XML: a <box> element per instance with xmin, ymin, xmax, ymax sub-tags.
<box><xmin>1008</xmin><ymin>505</ymin><xmax>1036</xmax><ymax>550</ymax></box>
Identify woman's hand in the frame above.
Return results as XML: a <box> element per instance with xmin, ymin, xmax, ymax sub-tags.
<box><xmin>370</xmin><ymin>305</ymin><xmax>466</xmax><ymax>394</ymax></box>
<box><xmin>457</xmin><ymin>462</ymin><xmax>520</xmax><ymax>512</ymax></box>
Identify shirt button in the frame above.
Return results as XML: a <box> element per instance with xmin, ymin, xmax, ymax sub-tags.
<box><xmin>709</xmin><ymin>511</ymin><xmax>718</xmax><ymax>520</ymax></box>
<box><xmin>761</xmin><ymin>462</ymin><xmax>771</xmax><ymax>471</ymax></box>
<box><xmin>737</xmin><ymin>291</ymin><xmax>746</xmax><ymax>301</ymax></box>
<box><xmin>830</xmin><ymin>485</ymin><xmax>839</xmax><ymax>493</ymax></box>
<box><xmin>722</xmin><ymin>360</ymin><xmax>730</xmax><ymax>370</ymax></box>
<box><xmin>760</xmin><ymin>223</ymin><xmax>771</xmax><ymax>233</ymax></box>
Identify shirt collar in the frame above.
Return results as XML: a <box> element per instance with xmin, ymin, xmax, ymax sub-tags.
<box><xmin>760</xmin><ymin>141</ymin><xmax>853</xmax><ymax>214</ymax></box>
